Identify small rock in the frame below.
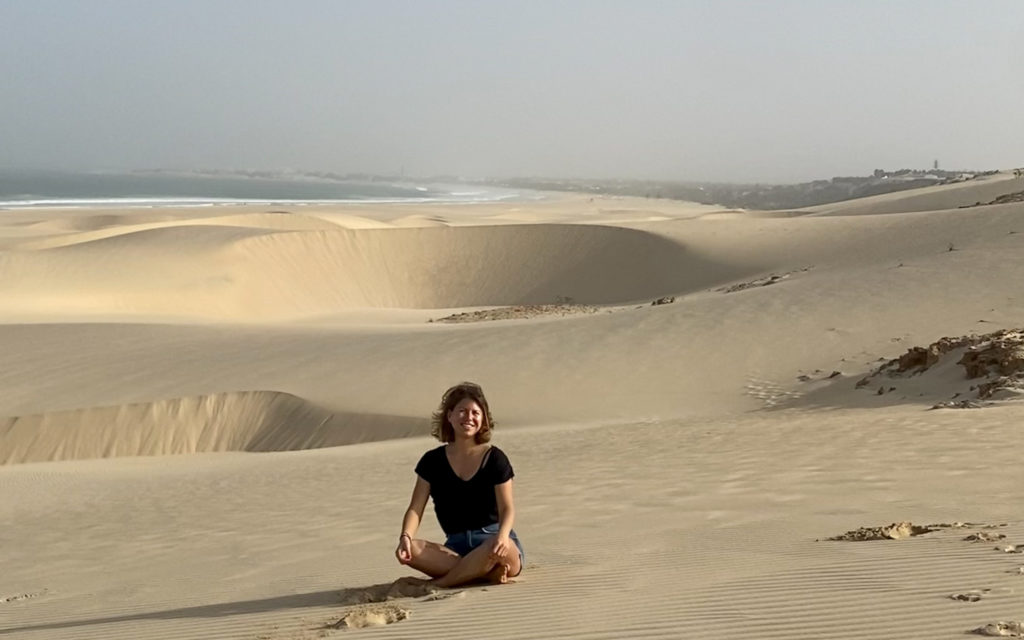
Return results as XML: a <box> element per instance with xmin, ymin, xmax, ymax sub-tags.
<box><xmin>951</xmin><ymin>592</ymin><xmax>983</xmax><ymax>602</ymax></box>
<box><xmin>964</xmin><ymin>532</ymin><xmax>1006</xmax><ymax>542</ymax></box>
<box><xmin>971</xmin><ymin>621</ymin><xmax>1024</xmax><ymax>637</ymax></box>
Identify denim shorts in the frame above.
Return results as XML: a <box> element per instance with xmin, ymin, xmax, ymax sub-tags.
<box><xmin>445</xmin><ymin>523</ymin><xmax>525</xmax><ymax>567</ymax></box>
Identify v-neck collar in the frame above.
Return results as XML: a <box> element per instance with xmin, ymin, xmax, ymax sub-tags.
<box><xmin>445</xmin><ymin>445</ymin><xmax>491</xmax><ymax>482</ymax></box>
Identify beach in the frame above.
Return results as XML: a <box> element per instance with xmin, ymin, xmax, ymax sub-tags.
<box><xmin>2</xmin><ymin>174</ymin><xmax>1024</xmax><ymax>639</ymax></box>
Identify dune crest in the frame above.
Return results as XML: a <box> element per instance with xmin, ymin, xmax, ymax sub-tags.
<box><xmin>0</xmin><ymin>223</ymin><xmax>746</xmax><ymax>320</ymax></box>
<box><xmin>0</xmin><ymin>391</ymin><xmax>426</xmax><ymax>465</ymax></box>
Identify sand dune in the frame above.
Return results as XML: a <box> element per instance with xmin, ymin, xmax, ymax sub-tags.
<box><xmin>0</xmin><ymin>222</ymin><xmax>760</xmax><ymax>319</ymax></box>
<box><xmin>805</xmin><ymin>171</ymin><xmax>1024</xmax><ymax>215</ymax></box>
<box><xmin>13</xmin><ymin>211</ymin><xmax>345</xmax><ymax>251</ymax></box>
<box><xmin>0</xmin><ymin>391</ymin><xmax>428</xmax><ymax>464</ymax></box>
<box><xmin>2</xmin><ymin>186</ymin><xmax>1024</xmax><ymax>639</ymax></box>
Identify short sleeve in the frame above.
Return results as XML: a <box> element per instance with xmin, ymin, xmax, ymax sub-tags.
<box><xmin>487</xmin><ymin>447</ymin><xmax>514</xmax><ymax>484</ymax></box>
<box><xmin>414</xmin><ymin>449</ymin><xmax>435</xmax><ymax>483</ymax></box>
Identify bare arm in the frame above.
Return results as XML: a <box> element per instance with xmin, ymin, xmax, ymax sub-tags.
<box><xmin>488</xmin><ymin>479</ymin><xmax>516</xmax><ymax>560</ymax></box>
<box><xmin>396</xmin><ymin>476</ymin><xmax>430</xmax><ymax>564</ymax></box>
<box><xmin>401</xmin><ymin>476</ymin><xmax>431</xmax><ymax>536</ymax></box>
<box><xmin>495</xmin><ymin>479</ymin><xmax>516</xmax><ymax>537</ymax></box>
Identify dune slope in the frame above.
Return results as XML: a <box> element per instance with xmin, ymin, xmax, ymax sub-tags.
<box><xmin>0</xmin><ymin>222</ymin><xmax>753</xmax><ymax>318</ymax></box>
<box><xmin>0</xmin><ymin>391</ymin><xmax>426</xmax><ymax>464</ymax></box>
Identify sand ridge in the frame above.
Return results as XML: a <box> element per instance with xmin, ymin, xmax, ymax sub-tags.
<box><xmin>0</xmin><ymin>390</ymin><xmax>429</xmax><ymax>464</ymax></box>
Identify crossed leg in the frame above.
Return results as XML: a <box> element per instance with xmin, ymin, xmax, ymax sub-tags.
<box><xmin>402</xmin><ymin>538</ymin><xmax>521</xmax><ymax>588</ymax></box>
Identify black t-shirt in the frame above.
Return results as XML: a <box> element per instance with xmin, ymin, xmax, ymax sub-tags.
<box><xmin>415</xmin><ymin>445</ymin><xmax>514</xmax><ymax>536</ymax></box>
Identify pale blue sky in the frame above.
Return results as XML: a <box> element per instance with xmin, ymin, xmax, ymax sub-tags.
<box><xmin>2</xmin><ymin>1</ymin><xmax>1022</xmax><ymax>182</ymax></box>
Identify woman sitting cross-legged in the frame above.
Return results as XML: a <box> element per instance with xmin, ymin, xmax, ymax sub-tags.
<box><xmin>395</xmin><ymin>382</ymin><xmax>524</xmax><ymax>587</ymax></box>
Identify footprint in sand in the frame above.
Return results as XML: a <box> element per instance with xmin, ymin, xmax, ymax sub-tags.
<box><xmin>744</xmin><ymin>376</ymin><xmax>802</xmax><ymax>407</ymax></box>
<box><xmin>338</xmin><ymin>576</ymin><xmax>442</xmax><ymax>606</ymax></box>
<box><xmin>326</xmin><ymin>579</ymin><xmax>465</xmax><ymax>633</ymax></box>
<box><xmin>327</xmin><ymin>603</ymin><xmax>409</xmax><ymax>630</ymax></box>
<box><xmin>971</xmin><ymin>621</ymin><xmax>1024</xmax><ymax>637</ymax></box>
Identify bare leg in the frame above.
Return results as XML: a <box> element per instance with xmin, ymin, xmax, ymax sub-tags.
<box><xmin>431</xmin><ymin>539</ymin><xmax>521</xmax><ymax>588</ymax></box>
<box><xmin>402</xmin><ymin>539</ymin><xmax>461</xmax><ymax>578</ymax></box>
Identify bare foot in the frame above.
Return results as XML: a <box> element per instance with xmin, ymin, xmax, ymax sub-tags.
<box><xmin>482</xmin><ymin>562</ymin><xmax>510</xmax><ymax>584</ymax></box>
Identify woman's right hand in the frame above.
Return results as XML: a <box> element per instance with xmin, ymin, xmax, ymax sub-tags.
<box><xmin>395</xmin><ymin>534</ymin><xmax>413</xmax><ymax>564</ymax></box>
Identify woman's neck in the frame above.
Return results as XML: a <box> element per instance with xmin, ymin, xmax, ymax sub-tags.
<box><xmin>448</xmin><ymin>438</ymin><xmax>479</xmax><ymax>455</ymax></box>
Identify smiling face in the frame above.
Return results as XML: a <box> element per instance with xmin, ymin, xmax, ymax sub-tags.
<box><xmin>431</xmin><ymin>382</ymin><xmax>495</xmax><ymax>444</ymax></box>
<box><xmin>448</xmin><ymin>398</ymin><xmax>485</xmax><ymax>441</ymax></box>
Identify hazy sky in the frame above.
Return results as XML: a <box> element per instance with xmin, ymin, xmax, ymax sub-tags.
<box><xmin>2</xmin><ymin>1</ymin><xmax>1022</xmax><ymax>183</ymax></box>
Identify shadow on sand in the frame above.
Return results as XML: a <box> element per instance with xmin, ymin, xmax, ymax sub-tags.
<box><xmin>0</xmin><ymin>578</ymin><xmax>443</xmax><ymax>636</ymax></box>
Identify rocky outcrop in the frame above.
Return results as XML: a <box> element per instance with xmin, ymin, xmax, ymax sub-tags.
<box><xmin>431</xmin><ymin>304</ymin><xmax>599</xmax><ymax>323</ymax></box>
<box><xmin>860</xmin><ymin>329</ymin><xmax>1024</xmax><ymax>403</ymax></box>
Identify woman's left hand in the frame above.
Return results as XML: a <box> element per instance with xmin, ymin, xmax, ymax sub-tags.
<box><xmin>489</xmin><ymin>534</ymin><xmax>512</xmax><ymax>562</ymax></box>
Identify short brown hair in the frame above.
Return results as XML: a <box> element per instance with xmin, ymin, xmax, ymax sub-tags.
<box><xmin>430</xmin><ymin>382</ymin><xmax>495</xmax><ymax>444</ymax></box>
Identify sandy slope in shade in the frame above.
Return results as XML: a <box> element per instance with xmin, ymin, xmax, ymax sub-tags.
<box><xmin>1</xmin><ymin>177</ymin><xmax>1024</xmax><ymax>638</ymax></box>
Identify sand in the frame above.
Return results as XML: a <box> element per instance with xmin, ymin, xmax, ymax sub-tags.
<box><xmin>1</xmin><ymin>176</ymin><xmax>1024</xmax><ymax>639</ymax></box>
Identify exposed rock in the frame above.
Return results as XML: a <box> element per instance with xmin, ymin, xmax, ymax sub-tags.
<box><xmin>432</xmin><ymin>304</ymin><xmax>599</xmax><ymax>323</ymax></box>
<box><xmin>951</xmin><ymin>591</ymin><xmax>984</xmax><ymax>602</ymax></box>
<box><xmin>958</xmin><ymin>332</ymin><xmax>1024</xmax><ymax>378</ymax></box>
<box><xmin>827</xmin><ymin>521</ymin><xmax>938</xmax><ymax>541</ymax></box>
<box><xmin>651</xmin><ymin>296</ymin><xmax>676</xmax><ymax>306</ymax></box>
<box><xmin>716</xmin><ymin>267</ymin><xmax>811</xmax><ymax>294</ymax></box>
<box><xmin>858</xmin><ymin>329</ymin><xmax>1024</xmax><ymax>402</ymax></box>
<box><xmin>971</xmin><ymin>621</ymin><xmax>1024</xmax><ymax>637</ymax></box>
<box><xmin>717</xmin><ymin>274</ymin><xmax>787</xmax><ymax>294</ymax></box>
<box><xmin>887</xmin><ymin>335</ymin><xmax>974</xmax><ymax>374</ymax></box>
<box><xmin>963</xmin><ymin>532</ymin><xmax>1006</xmax><ymax>542</ymax></box>
<box><xmin>930</xmin><ymin>400</ymin><xmax>982</xmax><ymax>410</ymax></box>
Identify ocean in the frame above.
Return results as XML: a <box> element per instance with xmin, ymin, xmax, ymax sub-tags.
<box><xmin>0</xmin><ymin>169</ymin><xmax>521</xmax><ymax>209</ymax></box>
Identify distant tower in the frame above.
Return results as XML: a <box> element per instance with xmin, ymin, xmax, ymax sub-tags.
<box><xmin>934</xmin><ymin>159</ymin><xmax>939</xmax><ymax>170</ymax></box>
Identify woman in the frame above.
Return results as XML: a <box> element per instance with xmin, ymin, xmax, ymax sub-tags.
<box><xmin>395</xmin><ymin>382</ymin><xmax>524</xmax><ymax>587</ymax></box>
